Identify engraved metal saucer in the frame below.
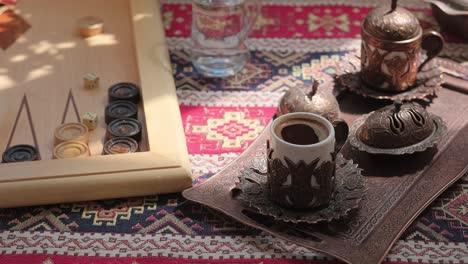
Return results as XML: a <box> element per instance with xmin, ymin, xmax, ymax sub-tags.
<box><xmin>233</xmin><ymin>154</ymin><xmax>366</xmax><ymax>224</ymax></box>
<box><xmin>349</xmin><ymin>111</ymin><xmax>447</xmax><ymax>155</ymax></box>
<box><xmin>335</xmin><ymin>52</ymin><xmax>443</xmax><ymax>101</ymax></box>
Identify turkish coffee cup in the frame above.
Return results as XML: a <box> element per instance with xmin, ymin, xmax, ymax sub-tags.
<box><xmin>268</xmin><ymin>112</ymin><xmax>348</xmax><ymax>210</ymax></box>
<box><xmin>361</xmin><ymin>28</ymin><xmax>444</xmax><ymax>92</ymax></box>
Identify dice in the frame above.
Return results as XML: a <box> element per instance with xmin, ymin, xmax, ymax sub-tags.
<box><xmin>82</xmin><ymin>112</ymin><xmax>98</xmax><ymax>130</ymax></box>
<box><xmin>83</xmin><ymin>73</ymin><xmax>99</xmax><ymax>89</ymax></box>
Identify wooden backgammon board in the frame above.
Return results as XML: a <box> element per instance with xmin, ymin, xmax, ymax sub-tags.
<box><xmin>0</xmin><ymin>0</ymin><xmax>192</xmax><ymax>207</ymax></box>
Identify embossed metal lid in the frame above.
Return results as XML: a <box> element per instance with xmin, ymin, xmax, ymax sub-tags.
<box><xmin>359</xmin><ymin>102</ymin><xmax>434</xmax><ymax>149</ymax></box>
<box><xmin>363</xmin><ymin>0</ymin><xmax>421</xmax><ymax>41</ymax></box>
<box><xmin>277</xmin><ymin>80</ymin><xmax>340</xmax><ymax>122</ymax></box>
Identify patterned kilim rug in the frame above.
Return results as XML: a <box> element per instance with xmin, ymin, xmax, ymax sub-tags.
<box><xmin>1</xmin><ymin>0</ymin><xmax>467</xmax><ymax>263</ymax></box>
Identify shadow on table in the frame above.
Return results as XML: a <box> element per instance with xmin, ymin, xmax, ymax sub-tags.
<box><xmin>342</xmin><ymin>144</ymin><xmax>438</xmax><ymax>177</ymax></box>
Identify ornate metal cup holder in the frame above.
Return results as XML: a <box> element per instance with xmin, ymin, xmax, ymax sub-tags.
<box><xmin>233</xmin><ymin>153</ymin><xmax>367</xmax><ymax>224</ymax></box>
<box><xmin>335</xmin><ymin>52</ymin><xmax>443</xmax><ymax>101</ymax></box>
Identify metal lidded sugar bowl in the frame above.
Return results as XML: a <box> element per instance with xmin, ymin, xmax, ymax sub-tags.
<box><xmin>361</xmin><ymin>0</ymin><xmax>444</xmax><ymax>92</ymax></box>
<box><xmin>349</xmin><ymin>101</ymin><xmax>447</xmax><ymax>155</ymax></box>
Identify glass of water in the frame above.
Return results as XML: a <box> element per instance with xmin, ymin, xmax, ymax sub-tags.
<box><xmin>191</xmin><ymin>0</ymin><xmax>259</xmax><ymax>77</ymax></box>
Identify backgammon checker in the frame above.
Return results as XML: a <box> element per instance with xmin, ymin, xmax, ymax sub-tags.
<box><xmin>107</xmin><ymin>118</ymin><xmax>142</xmax><ymax>142</ymax></box>
<box><xmin>53</xmin><ymin>141</ymin><xmax>90</xmax><ymax>159</ymax></box>
<box><xmin>103</xmin><ymin>137</ymin><xmax>139</xmax><ymax>155</ymax></box>
<box><xmin>77</xmin><ymin>16</ymin><xmax>104</xmax><ymax>38</ymax></box>
<box><xmin>0</xmin><ymin>0</ymin><xmax>191</xmax><ymax>207</ymax></box>
<box><xmin>54</xmin><ymin>123</ymin><xmax>89</xmax><ymax>145</ymax></box>
<box><xmin>2</xmin><ymin>145</ymin><xmax>39</xmax><ymax>163</ymax></box>
<box><xmin>108</xmin><ymin>82</ymin><xmax>141</xmax><ymax>104</ymax></box>
<box><xmin>105</xmin><ymin>101</ymin><xmax>138</xmax><ymax>124</ymax></box>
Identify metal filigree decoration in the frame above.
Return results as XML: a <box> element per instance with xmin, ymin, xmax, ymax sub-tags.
<box><xmin>335</xmin><ymin>51</ymin><xmax>443</xmax><ymax>101</ymax></box>
<box><xmin>234</xmin><ymin>154</ymin><xmax>366</xmax><ymax>224</ymax></box>
<box><xmin>359</xmin><ymin>102</ymin><xmax>436</xmax><ymax>149</ymax></box>
<box><xmin>349</xmin><ymin>111</ymin><xmax>447</xmax><ymax>155</ymax></box>
<box><xmin>361</xmin><ymin>41</ymin><xmax>420</xmax><ymax>91</ymax></box>
<box><xmin>268</xmin><ymin>154</ymin><xmax>335</xmax><ymax>209</ymax></box>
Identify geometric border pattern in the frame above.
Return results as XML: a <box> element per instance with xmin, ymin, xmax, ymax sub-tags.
<box><xmin>190</xmin><ymin>153</ymin><xmax>239</xmax><ymax>178</ymax></box>
<box><xmin>0</xmin><ymin>231</ymin><xmax>467</xmax><ymax>263</ymax></box>
<box><xmin>177</xmin><ymin>90</ymin><xmax>283</xmax><ymax>107</ymax></box>
<box><xmin>168</xmin><ymin>37</ymin><xmax>468</xmax><ymax>59</ymax></box>
<box><xmin>161</xmin><ymin>0</ymin><xmax>431</xmax><ymax>9</ymax></box>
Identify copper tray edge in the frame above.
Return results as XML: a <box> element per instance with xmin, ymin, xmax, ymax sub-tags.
<box><xmin>378</xmin><ymin>165</ymin><xmax>468</xmax><ymax>264</ymax></box>
<box><xmin>183</xmin><ymin>122</ymin><xmax>468</xmax><ymax>264</ymax></box>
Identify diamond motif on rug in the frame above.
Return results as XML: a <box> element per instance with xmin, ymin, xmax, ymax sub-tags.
<box><xmin>257</xmin><ymin>51</ymin><xmax>309</xmax><ymax>67</ymax></box>
<box><xmin>292</xmin><ymin>54</ymin><xmax>341</xmax><ymax>83</ymax></box>
<box><xmin>193</xmin><ymin>111</ymin><xmax>262</xmax><ymax>149</ymax></box>
<box><xmin>308</xmin><ymin>13</ymin><xmax>350</xmax><ymax>34</ymax></box>
<box><xmin>71</xmin><ymin>196</ymin><xmax>158</xmax><ymax>227</ymax></box>
<box><xmin>220</xmin><ymin>62</ymin><xmax>273</xmax><ymax>90</ymax></box>
<box><xmin>182</xmin><ymin>106</ymin><xmax>276</xmax><ymax>154</ymax></box>
<box><xmin>442</xmin><ymin>189</ymin><xmax>468</xmax><ymax>225</ymax></box>
<box><xmin>132</xmin><ymin>214</ymin><xmax>194</xmax><ymax>234</ymax></box>
<box><xmin>8</xmin><ymin>208</ymin><xmax>76</xmax><ymax>232</ymax></box>
<box><xmin>402</xmin><ymin>180</ymin><xmax>468</xmax><ymax>242</ymax></box>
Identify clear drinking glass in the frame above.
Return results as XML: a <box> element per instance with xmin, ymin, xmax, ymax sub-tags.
<box><xmin>190</xmin><ymin>0</ymin><xmax>259</xmax><ymax>77</ymax></box>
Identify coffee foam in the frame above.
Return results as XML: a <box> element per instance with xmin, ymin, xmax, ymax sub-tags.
<box><xmin>274</xmin><ymin>117</ymin><xmax>329</xmax><ymax>145</ymax></box>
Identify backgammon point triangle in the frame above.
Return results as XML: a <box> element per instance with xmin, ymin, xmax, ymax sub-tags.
<box><xmin>61</xmin><ymin>90</ymin><xmax>81</xmax><ymax>124</ymax></box>
<box><xmin>5</xmin><ymin>94</ymin><xmax>41</xmax><ymax>159</ymax></box>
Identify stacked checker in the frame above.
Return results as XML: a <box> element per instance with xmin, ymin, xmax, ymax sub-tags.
<box><xmin>104</xmin><ymin>82</ymin><xmax>141</xmax><ymax>155</ymax></box>
<box><xmin>53</xmin><ymin>122</ymin><xmax>90</xmax><ymax>159</ymax></box>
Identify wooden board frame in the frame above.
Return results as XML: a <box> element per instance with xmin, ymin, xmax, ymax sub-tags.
<box><xmin>0</xmin><ymin>0</ymin><xmax>192</xmax><ymax>207</ymax></box>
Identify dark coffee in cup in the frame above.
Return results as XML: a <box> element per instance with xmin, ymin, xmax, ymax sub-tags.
<box><xmin>269</xmin><ymin>113</ymin><xmax>349</xmax><ymax>209</ymax></box>
<box><xmin>273</xmin><ymin>118</ymin><xmax>329</xmax><ymax>146</ymax></box>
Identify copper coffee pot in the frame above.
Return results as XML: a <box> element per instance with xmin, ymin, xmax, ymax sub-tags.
<box><xmin>361</xmin><ymin>0</ymin><xmax>444</xmax><ymax>92</ymax></box>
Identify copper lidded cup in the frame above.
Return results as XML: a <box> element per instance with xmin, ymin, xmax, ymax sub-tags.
<box><xmin>361</xmin><ymin>0</ymin><xmax>444</xmax><ymax>92</ymax></box>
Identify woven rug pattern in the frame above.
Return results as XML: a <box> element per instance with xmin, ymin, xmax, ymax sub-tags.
<box><xmin>0</xmin><ymin>0</ymin><xmax>467</xmax><ymax>263</ymax></box>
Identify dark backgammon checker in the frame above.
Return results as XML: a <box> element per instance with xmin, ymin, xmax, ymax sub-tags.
<box><xmin>105</xmin><ymin>101</ymin><xmax>138</xmax><ymax>124</ymax></box>
<box><xmin>2</xmin><ymin>144</ymin><xmax>39</xmax><ymax>163</ymax></box>
<box><xmin>108</xmin><ymin>82</ymin><xmax>141</xmax><ymax>104</ymax></box>
<box><xmin>103</xmin><ymin>137</ymin><xmax>139</xmax><ymax>155</ymax></box>
<box><xmin>106</xmin><ymin>118</ymin><xmax>142</xmax><ymax>142</ymax></box>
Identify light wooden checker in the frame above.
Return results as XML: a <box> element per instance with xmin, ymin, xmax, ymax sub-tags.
<box><xmin>0</xmin><ymin>0</ymin><xmax>192</xmax><ymax>207</ymax></box>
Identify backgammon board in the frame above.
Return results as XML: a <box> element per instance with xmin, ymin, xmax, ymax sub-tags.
<box><xmin>0</xmin><ymin>0</ymin><xmax>192</xmax><ymax>207</ymax></box>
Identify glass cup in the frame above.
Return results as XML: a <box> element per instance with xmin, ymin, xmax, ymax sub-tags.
<box><xmin>190</xmin><ymin>0</ymin><xmax>259</xmax><ymax>77</ymax></box>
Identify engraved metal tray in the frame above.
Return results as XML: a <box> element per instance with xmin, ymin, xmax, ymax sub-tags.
<box><xmin>183</xmin><ymin>88</ymin><xmax>468</xmax><ymax>264</ymax></box>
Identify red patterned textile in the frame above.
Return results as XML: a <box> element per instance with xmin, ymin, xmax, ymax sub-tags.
<box><xmin>0</xmin><ymin>0</ymin><xmax>17</xmax><ymax>5</ymax></box>
<box><xmin>182</xmin><ymin>106</ymin><xmax>277</xmax><ymax>154</ymax></box>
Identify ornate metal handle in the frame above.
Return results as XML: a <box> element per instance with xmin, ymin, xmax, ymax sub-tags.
<box><xmin>419</xmin><ymin>30</ymin><xmax>445</xmax><ymax>71</ymax></box>
<box><xmin>332</xmin><ymin>119</ymin><xmax>349</xmax><ymax>153</ymax></box>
